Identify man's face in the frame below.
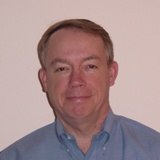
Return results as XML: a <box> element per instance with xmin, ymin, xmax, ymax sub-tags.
<box><xmin>39</xmin><ymin>28</ymin><xmax>118</xmax><ymax>123</ymax></box>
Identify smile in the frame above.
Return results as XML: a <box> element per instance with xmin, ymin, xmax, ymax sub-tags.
<box><xmin>66</xmin><ymin>96</ymin><xmax>91</xmax><ymax>103</ymax></box>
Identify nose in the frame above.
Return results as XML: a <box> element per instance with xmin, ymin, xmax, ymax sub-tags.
<box><xmin>68</xmin><ymin>69</ymin><xmax>86</xmax><ymax>88</ymax></box>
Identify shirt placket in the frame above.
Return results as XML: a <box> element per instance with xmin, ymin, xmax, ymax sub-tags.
<box><xmin>85</xmin><ymin>131</ymin><xmax>110</xmax><ymax>160</ymax></box>
<box><xmin>60</xmin><ymin>133</ymin><xmax>85</xmax><ymax>160</ymax></box>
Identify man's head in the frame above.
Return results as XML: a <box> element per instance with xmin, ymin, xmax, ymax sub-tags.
<box><xmin>37</xmin><ymin>19</ymin><xmax>114</xmax><ymax>69</ymax></box>
<box><xmin>38</xmin><ymin>19</ymin><xmax>118</xmax><ymax>125</ymax></box>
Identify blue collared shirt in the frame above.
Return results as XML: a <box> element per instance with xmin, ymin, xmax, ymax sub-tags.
<box><xmin>1</xmin><ymin>109</ymin><xmax>160</xmax><ymax>160</ymax></box>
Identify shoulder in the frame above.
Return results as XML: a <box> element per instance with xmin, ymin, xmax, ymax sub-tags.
<box><xmin>116</xmin><ymin>115</ymin><xmax>160</xmax><ymax>137</ymax></box>
<box><xmin>116</xmin><ymin>115</ymin><xmax>160</xmax><ymax>154</ymax></box>
<box><xmin>0</xmin><ymin>122</ymin><xmax>60</xmax><ymax>160</ymax></box>
<box><xmin>10</xmin><ymin>122</ymin><xmax>57</xmax><ymax>147</ymax></box>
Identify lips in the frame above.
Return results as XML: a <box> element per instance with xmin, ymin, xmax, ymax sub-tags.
<box><xmin>66</xmin><ymin>95</ymin><xmax>91</xmax><ymax>103</ymax></box>
<box><xmin>67</xmin><ymin>95</ymin><xmax>90</xmax><ymax>99</ymax></box>
<box><xmin>64</xmin><ymin>89</ymin><xmax>94</xmax><ymax>103</ymax></box>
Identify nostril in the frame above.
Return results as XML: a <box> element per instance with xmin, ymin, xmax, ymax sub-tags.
<box><xmin>68</xmin><ymin>75</ymin><xmax>86</xmax><ymax>88</ymax></box>
<box><xmin>68</xmin><ymin>80</ymin><xmax>86</xmax><ymax>88</ymax></box>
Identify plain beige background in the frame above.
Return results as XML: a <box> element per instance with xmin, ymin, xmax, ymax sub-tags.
<box><xmin>0</xmin><ymin>0</ymin><xmax>160</xmax><ymax>150</ymax></box>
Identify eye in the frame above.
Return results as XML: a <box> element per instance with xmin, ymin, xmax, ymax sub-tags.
<box><xmin>86</xmin><ymin>64</ymin><xmax>98</xmax><ymax>69</ymax></box>
<box><xmin>55</xmin><ymin>67</ymin><xmax>69</xmax><ymax>72</ymax></box>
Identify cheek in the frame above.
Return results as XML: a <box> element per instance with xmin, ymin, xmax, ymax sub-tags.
<box><xmin>90</xmin><ymin>73</ymin><xmax>109</xmax><ymax>88</ymax></box>
<box><xmin>46</xmin><ymin>78</ymin><xmax>67</xmax><ymax>109</ymax></box>
<box><xmin>47</xmin><ymin>75</ymin><xmax>68</xmax><ymax>96</ymax></box>
<box><xmin>89</xmin><ymin>74</ymin><xmax>110</xmax><ymax>97</ymax></box>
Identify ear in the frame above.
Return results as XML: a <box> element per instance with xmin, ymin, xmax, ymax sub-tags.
<box><xmin>109</xmin><ymin>61</ymin><xmax>118</xmax><ymax>86</ymax></box>
<box><xmin>38</xmin><ymin>68</ymin><xmax>48</xmax><ymax>92</ymax></box>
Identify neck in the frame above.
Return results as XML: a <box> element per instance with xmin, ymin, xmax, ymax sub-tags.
<box><xmin>57</xmin><ymin>107</ymin><xmax>110</xmax><ymax>153</ymax></box>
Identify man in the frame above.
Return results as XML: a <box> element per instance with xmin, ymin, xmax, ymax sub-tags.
<box><xmin>1</xmin><ymin>19</ymin><xmax>160</xmax><ymax>160</ymax></box>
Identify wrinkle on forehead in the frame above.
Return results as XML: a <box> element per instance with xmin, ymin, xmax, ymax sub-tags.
<box><xmin>44</xmin><ymin>28</ymin><xmax>107</xmax><ymax>68</ymax></box>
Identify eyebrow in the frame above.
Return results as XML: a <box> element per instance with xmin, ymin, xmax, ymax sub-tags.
<box><xmin>50</xmin><ymin>55</ymin><xmax>100</xmax><ymax>66</ymax></box>
<box><xmin>83</xmin><ymin>55</ymin><xmax>100</xmax><ymax>62</ymax></box>
<box><xmin>50</xmin><ymin>58</ymin><xmax>71</xmax><ymax>66</ymax></box>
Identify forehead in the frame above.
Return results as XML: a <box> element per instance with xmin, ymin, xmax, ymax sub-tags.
<box><xmin>44</xmin><ymin>28</ymin><xmax>108</xmax><ymax>67</ymax></box>
<box><xmin>46</xmin><ymin>28</ymin><xmax>106</xmax><ymax>52</ymax></box>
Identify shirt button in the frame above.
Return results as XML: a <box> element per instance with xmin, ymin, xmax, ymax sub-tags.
<box><xmin>67</xmin><ymin>136</ymin><xmax>71</xmax><ymax>140</ymax></box>
<box><xmin>102</xmin><ymin>146</ymin><xmax>106</xmax><ymax>151</ymax></box>
<box><xmin>66</xmin><ymin>149</ymin><xmax>70</xmax><ymax>152</ymax></box>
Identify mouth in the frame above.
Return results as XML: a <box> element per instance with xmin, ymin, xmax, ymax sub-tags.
<box><xmin>66</xmin><ymin>95</ymin><xmax>91</xmax><ymax>103</ymax></box>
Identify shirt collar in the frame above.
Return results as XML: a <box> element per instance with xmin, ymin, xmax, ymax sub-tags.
<box><xmin>55</xmin><ymin>118</ymin><xmax>66</xmax><ymax>139</ymax></box>
<box><xmin>55</xmin><ymin>108</ymin><xmax>117</xmax><ymax>138</ymax></box>
<box><xmin>101</xmin><ymin>108</ymin><xmax>117</xmax><ymax>135</ymax></box>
